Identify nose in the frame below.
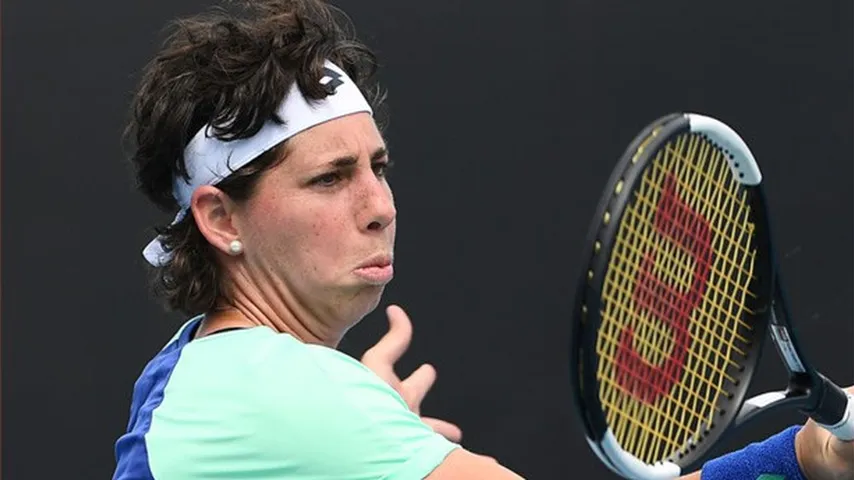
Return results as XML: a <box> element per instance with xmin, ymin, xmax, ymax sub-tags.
<box><xmin>358</xmin><ymin>174</ymin><xmax>396</xmax><ymax>232</ymax></box>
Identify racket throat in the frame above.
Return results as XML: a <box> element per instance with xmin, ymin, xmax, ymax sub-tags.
<box><xmin>767</xmin><ymin>308</ymin><xmax>809</xmax><ymax>375</ymax></box>
<box><xmin>732</xmin><ymin>390</ymin><xmax>807</xmax><ymax>432</ymax></box>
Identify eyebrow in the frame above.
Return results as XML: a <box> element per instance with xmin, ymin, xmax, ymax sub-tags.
<box><xmin>325</xmin><ymin>146</ymin><xmax>389</xmax><ymax>168</ymax></box>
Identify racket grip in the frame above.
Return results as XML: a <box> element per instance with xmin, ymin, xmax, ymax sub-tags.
<box><xmin>821</xmin><ymin>392</ymin><xmax>854</xmax><ymax>441</ymax></box>
<box><xmin>811</xmin><ymin>375</ymin><xmax>854</xmax><ymax>441</ymax></box>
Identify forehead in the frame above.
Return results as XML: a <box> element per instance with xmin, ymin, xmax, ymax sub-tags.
<box><xmin>284</xmin><ymin>112</ymin><xmax>385</xmax><ymax>166</ymax></box>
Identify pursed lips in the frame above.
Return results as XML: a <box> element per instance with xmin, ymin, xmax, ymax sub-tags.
<box><xmin>353</xmin><ymin>253</ymin><xmax>394</xmax><ymax>284</ymax></box>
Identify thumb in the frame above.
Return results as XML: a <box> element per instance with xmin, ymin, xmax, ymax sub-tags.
<box><xmin>361</xmin><ymin>305</ymin><xmax>413</xmax><ymax>371</ymax></box>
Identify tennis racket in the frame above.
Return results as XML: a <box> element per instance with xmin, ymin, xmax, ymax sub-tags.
<box><xmin>569</xmin><ymin>112</ymin><xmax>854</xmax><ymax>479</ymax></box>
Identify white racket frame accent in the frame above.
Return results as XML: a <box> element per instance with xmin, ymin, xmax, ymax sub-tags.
<box><xmin>686</xmin><ymin>113</ymin><xmax>762</xmax><ymax>185</ymax></box>
<box><xmin>588</xmin><ymin>429</ymin><xmax>682</xmax><ymax>479</ymax></box>
<box><xmin>744</xmin><ymin>391</ymin><xmax>788</xmax><ymax>409</ymax></box>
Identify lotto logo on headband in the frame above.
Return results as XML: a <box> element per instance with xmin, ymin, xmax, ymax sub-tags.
<box><xmin>321</xmin><ymin>67</ymin><xmax>345</xmax><ymax>92</ymax></box>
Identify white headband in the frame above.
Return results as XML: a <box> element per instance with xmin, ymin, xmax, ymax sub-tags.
<box><xmin>142</xmin><ymin>60</ymin><xmax>373</xmax><ymax>266</ymax></box>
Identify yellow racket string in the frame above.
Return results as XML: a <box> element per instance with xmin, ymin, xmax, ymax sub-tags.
<box><xmin>595</xmin><ymin>132</ymin><xmax>757</xmax><ymax>464</ymax></box>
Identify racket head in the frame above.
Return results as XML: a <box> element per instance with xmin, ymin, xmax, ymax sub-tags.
<box><xmin>569</xmin><ymin>113</ymin><xmax>776</xmax><ymax>478</ymax></box>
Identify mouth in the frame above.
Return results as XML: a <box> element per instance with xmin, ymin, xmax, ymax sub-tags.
<box><xmin>354</xmin><ymin>254</ymin><xmax>394</xmax><ymax>285</ymax></box>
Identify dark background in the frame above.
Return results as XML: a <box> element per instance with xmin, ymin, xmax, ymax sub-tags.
<box><xmin>3</xmin><ymin>0</ymin><xmax>852</xmax><ymax>478</ymax></box>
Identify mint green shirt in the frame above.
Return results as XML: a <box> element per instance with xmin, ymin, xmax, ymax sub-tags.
<box><xmin>113</xmin><ymin>318</ymin><xmax>460</xmax><ymax>479</ymax></box>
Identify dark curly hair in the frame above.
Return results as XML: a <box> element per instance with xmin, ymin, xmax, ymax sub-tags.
<box><xmin>125</xmin><ymin>0</ymin><xmax>387</xmax><ymax>316</ymax></box>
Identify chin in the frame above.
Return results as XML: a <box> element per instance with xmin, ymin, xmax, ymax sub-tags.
<box><xmin>332</xmin><ymin>279</ymin><xmax>386</xmax><ymax>316</ymax></box>
<box><xmin>359</xmin><ymin>283</ymin><xmax>387</xmax><ymax>307</ymax></box>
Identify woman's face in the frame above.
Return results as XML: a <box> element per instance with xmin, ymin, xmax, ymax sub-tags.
<box><xmin>232</xmin><ymin>112</ymin><xmax>397</xmax><ymax>322</ymax></box>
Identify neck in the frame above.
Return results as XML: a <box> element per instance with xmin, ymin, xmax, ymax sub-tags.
<box><xmin>197</xmin><ymin>270</ymin><xmax>348</xmax><ymax>348</ymax></box>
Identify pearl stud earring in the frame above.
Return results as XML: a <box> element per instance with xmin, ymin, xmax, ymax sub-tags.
<box><xmin>229</xmin><ymin>240</ymin><xmax>243</xmax><ymax>255</ymax></box>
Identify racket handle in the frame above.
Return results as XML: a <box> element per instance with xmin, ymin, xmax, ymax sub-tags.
<box><xmin>820</xmin><ymin>392</ymin><xmax>854</xmax><ymax>441</ymax></box>
<box><xmin>810</xmin><ymin>375</ymin><xmax>854</xmax><ymax>441</ymax></box>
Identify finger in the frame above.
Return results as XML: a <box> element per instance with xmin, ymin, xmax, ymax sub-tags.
<box><xmin>402</xmin><ymin>363</ymin><xmax>437</xmax><ymax>410</ymax></box>
<box><xmin>361</xmin><ymin>305</ymin><xmax>413</xmax><ymax>370</ymax></box>
<box><xmin>423</xmin><ymin>417</ymin><xmax>463</xmax><ymax>443</ymax></box>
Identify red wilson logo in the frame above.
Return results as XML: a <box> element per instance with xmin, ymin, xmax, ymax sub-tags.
<box><xmin>614</xmin><ymin>172</ymin><xmax>713</xmax><ymax>404</ymax></box>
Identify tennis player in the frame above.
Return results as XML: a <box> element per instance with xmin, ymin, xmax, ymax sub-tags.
<box><xmin>112</xmin><ymin>1</ymin><xmax>853</xmax><ymax>478</ymax></box>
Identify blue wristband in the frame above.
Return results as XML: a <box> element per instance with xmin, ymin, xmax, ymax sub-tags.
<box><xmin>701</xmin><ymin>425</ymin><xmax>807</xmax><ymax>480</ymax></box>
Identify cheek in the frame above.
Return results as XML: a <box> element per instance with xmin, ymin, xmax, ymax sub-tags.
<box><xmin>242</xmin><ymin>195</ymin><xmax>303</xmax><ymax>258</ymax></box>
<box><xmin>247</xmin><ymin>200</ymin><xmax>349</xmax><ymax>269</ymax></box>
<box><xmin>302</xmin><ymin>207</ymin><xmax>349</xmax><ymax>254</ymax></box>
<box><xmin>294</xmin><ymin>210</ymin><xmax>357</xmax><ymax>283</ymax></box>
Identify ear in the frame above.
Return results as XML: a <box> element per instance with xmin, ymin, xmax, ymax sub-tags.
<box><xmin>190</xmin><ymin>185</ymin><xmax>243</xmax><ymax>258</ymax></box>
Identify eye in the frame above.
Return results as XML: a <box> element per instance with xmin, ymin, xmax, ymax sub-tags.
<box><xmin>373</xmin><ymin>159</ymin><xmax>394</xmax><ymax>178</ymax></box>
<box><xmin>311</xmin><ymin>172</ymin><xmax>341</xmax><ymax>187</ymax></box>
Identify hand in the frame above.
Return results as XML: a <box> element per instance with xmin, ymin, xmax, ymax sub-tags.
<box><xmin>360</xmin><ymin>304</ymin><xmax>463</xmax><ymax>443</ymax></box>
<box><xmin>796</xmin><ymin>385</ymin><xmax>854</xmax><ymax>480</ymax></box>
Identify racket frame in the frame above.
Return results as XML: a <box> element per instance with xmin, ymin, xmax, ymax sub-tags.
<box><xmin>571</xmin><ymin>112</ymin><xmax>777</xmax><ymax>477</ymax></box>
<box><xmin>572</xmin><ymin>112</ymin><xmax>854</xmax><ymax>479</ymax></box>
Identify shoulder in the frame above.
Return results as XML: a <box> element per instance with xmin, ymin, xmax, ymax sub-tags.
<box><xmin>144</xmin><ymin>328</ymin><xmax>459</xmax><ymax>479</ymax></box>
